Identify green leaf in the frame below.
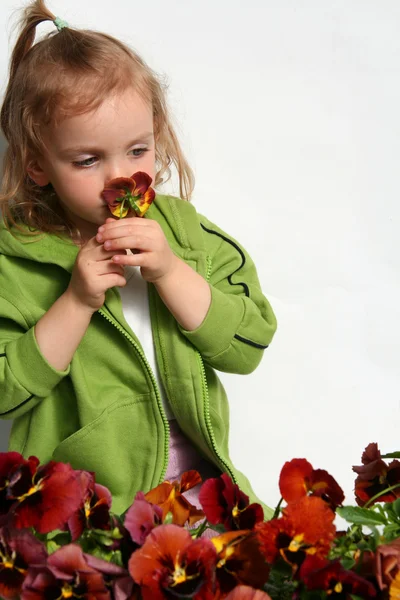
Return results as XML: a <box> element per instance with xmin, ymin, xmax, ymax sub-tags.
<box><xmin>46</xmin><ymin>540</ymin><xmax>61</xmax><ymax>554</ymax></box>
<box><xmin>392</xmin><ymin>498</ymin><xmax>400</xmax><ymax>518</ymax></box>
<box><xmin>163</xmin><ymin>511</ymin><xmax>174</xmax><ymax>525</ymax></box>
<box><xmin>341</xmin><ymin>557</ymin><xmax>356</xmax><ymax>570</ymax></box>
<box><xmin>337</xmin><ymin>506</ymin><xmax>387</xmax><ymax>526</ymax></box>
<box><xmin>381</xmin><ymin>452</ymin><xmax>400</xmax><ymax>458</ymax></box>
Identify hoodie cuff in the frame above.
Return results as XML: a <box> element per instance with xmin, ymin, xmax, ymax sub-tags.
<box><xmin>179</xmin><ymin>285</ymin><xmax>244</xmax><ymax>358</ymax></box>
<box><xmin>6</xmin><ymin>326</ymin><xmax>70</xmax><ymax>397</ymax></box>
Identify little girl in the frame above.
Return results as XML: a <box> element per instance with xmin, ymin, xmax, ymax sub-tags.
<box><xmin>0</xmin><ymin>0</ymin><xmax>277</xmax><ymax>518</ymax></box>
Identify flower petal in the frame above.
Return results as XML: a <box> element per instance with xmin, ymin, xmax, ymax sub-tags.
<box><xmin>131</xmin><ymin>172</ymin><xmax>153</xmax><ymax>196</ymax></box>
<box><xmin>279</xmin><ymin>458</ymin><xmax>313</xmax><ymax>502</ymax></box>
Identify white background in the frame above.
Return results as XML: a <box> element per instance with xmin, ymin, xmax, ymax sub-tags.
<box><xmin>0</xmin><ymin>0</ymin><xmax>399</xmax><ymax>512</ymax></box>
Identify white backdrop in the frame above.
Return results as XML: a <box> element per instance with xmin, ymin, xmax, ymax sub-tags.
<box><xmin>0</xmin><ymin>0</ymin><xmax>399</xmax><ymax>512</ymax></box>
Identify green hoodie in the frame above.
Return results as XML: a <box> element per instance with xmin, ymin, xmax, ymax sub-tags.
<box><xmin>0</xmin><ymin>194</ymin><xmax>277</xmax><ymax>517</ymax></box>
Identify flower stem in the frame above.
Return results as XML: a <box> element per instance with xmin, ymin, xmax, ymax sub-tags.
<box><xmin>191</xmin><ymin>519</ymin><xmax>209</xmax><ymax>539</ymax></box>
<box><xmin>363</xmin><ymin>483</ymin><xmax>400</xmax><ymax>508</ymax></box>
<box><xmin>119</xmin><ymin>198</ymin><xmax>126</xmax><ymax>218</ymax></box>
<box><xmin>272</xmin><ymin>497</ymin><xmax>283</xmax><ymax>520</ymax></box>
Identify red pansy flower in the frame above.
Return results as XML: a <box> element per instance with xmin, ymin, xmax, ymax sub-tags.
<box><xmin>0</xmin><ymin>524</ymin><xmax>47</xmax><ymax>599</ymax></box>
<box><xmin>211</xmin><ymin>530</ymin><xmax>269</xmax><ymax>596</ymax></box>
<box><xmin>124</xmin><ymin>491</ymin><xmax>163</xmax><ymax>545</ymax></box>
<box><xmin>353</xmin><ymin>443</ymin><xmax>400</xmax><ymax>506</ymax></box>
<box><xmin>0</xmin><ymin>452</ymin><xmax>31</xmax><ymax>517</ymax></box>
<box><xmin>4</xmin><ymin>455</ymin><xmax>81</xmax><ymax>534</ymax></box>
<box><xmin>279</xmin><ymin>458</ymin><xmax>344</xmax><ymax>510</ymax></box>
<box><xmin>101</xmin><ymin>171</ymin><xmax>155</xmax><ymax>218</ymax></box>
<box><xmin>255</xmin><ymin>496</ymin><xmax>336</xmax><ymax>571</ymax></box>
<box><xmin>67</xmin><ymin>471</ymin><xmax>112</xmax><ymax>541</ymax></box>
<box><xmin>128</xmin><ymin>524</ymin><xmax>217</xmax><ymax>600</ymax></box>
<box><xmin>299</xmin><ymin>554</ymin><xmax>377</xmax><ymax>598</ymax></box>
<box><xmin>199</xmin><ymin>474</ymin><xmax>264</xmax><ymax>531</ymax></box>
<box><xmin>144</xmin><ymin>470</ymin><xmax>205</xmax><ymax>527</ymax></box>
<box><xmin>21</xmin><ymin>544</ymin><xmax>110</xmax><ymax>600</ymax></box>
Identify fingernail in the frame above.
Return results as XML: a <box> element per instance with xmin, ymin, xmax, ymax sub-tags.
<box><xmin>98</xmin><ymin>226</ymin><xmax>104</xmax><ymax>232</ymax></box>
<box><xmin>104</xmin><ymin>241</ymin><xmax>111</xmax><ymax>249</ymax></box>
<box><xmin>96</xmin><ymin>233</ymin><xmax>103</xmax><ymax>242</ymax></box>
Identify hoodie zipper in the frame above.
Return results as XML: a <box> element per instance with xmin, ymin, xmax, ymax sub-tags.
<box><xmin>200</xmin><ymin>255</ymin><xmax>237</xmax><ymax>483</ymax></box>
<box><xmin>98</xmin><ymin>307</ymin><xmax>170</xmax><ymax>483</ymax></box>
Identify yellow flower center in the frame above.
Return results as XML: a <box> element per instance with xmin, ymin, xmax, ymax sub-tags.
<box><xmin>327</xmin><ymin>581</ymin><xmax>343</xmax><ymax>595</ymax></box>
<box><xmin>18</xmin><ymin>482</ymin><xmax>43</xmax><ymax>501</ymax></box>
<box><xmin>216</xmin><ymin>545</ymin><xmax>235</xmax><ymax>569</ymax></box>
<box><xmin>288</xmin><ymin>533</ymin><xmax>304</xmax><ymax>552</ymax></box>
<box><xmin>61</xmin><ymin>583</ymin><xmax>73</xmax><ymax>598</ymax></box>
<box><xmin>232</xmin><ymin>505</ymin><xmax>240</xmax><ymax>518</ymax></box>
<box><xmin>84</xmin><ymin>500</ymin><xmax>92</xmax><ymax>519</ymax></box>
<box><xmin>172</xmin><ymin>565</ymin><xmax>187</xmax><ymax>585</ymax></box>
<box><xmin>171</xmin><ymin>557</ymin><xmax>198</xmax><ymax>587</ymax></box>
<box><xmin>334</xmin><ymin>582</ymin><xmax>343</xmax><ymax>593</ymax></box>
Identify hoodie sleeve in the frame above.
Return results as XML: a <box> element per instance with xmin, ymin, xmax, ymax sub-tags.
<box><xmin>0</xmin><ymin>297</ymin><xmax>70</xmax><ymax>419</ymax></box>
<box><xmin>179</xmin><ymin>215</ymin><xmax>277</xmax><ymax>374</ymax></box>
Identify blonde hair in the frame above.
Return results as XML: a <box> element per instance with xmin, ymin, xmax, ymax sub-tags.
<box><xmin>0</xmin><ymin>0</ymin><xmax>195</xmax><ymax>236</ymax></box>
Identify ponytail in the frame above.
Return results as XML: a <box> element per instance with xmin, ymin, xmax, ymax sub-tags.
<box><xmin>1</xmin><ymin>1</ymin><xmax>58</xmax><ymax>140</ymax></box>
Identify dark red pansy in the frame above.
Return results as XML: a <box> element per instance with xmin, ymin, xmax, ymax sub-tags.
<box><xmin>199</xmin><ymin>473</ymin><xmax>264</xmax><ymax>531</ymax></box>
<box><xmin>211</xmin><ymin>530</ymin><xmax>270</xmax><ymax>596</ymax></box>
<box><xmin>6</xmin><ymin>460</ymin><xmax>82</xmax><ymax>533</ymax></box>
<box><xmin>21</xmin><ymin>544</ymin><xmax>110</xmax><ymax>600</ymax></box>
<box><xmin>0</xmin><ymin>453</ymin><xmax>38</xmax><ymax>517</ymax></box>
<box><xmin>279</xmin><ymin>458</ymin><xmax>344</xmax><ymax>510</ymax></box>
<box><xmin>124</xmin><ymin>491</ymin><xmax>162</xmax><ymax>545</ymax></box>
<box><xmin>128</xmin><ymin>523</ymin><xmax>217</xmax><ymax>600</ymax></box>
<box><xmin>299</xmin><ymin>554</ymin><xmax>377</xmax><ymax>598</ymax></box>
<box><xmin>0</xmin><ymin>524</ymin><xmax>47</xmax><ymax>599</ymax></box>
<box><xmin>67</xmin><ymin>471</ymin><xmax>112</xmax><ymax>541</ymax></box>
<box><xmin>353</xmin><ymin>443</ymin><xmax>400</xmax><ymax>506</ymax></box>
<box><xmin>101</xmin><ymin>171</ymin><xmax>155</xmax><ymax>218</ymax></box>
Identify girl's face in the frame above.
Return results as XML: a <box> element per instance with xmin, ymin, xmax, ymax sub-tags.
<box><xmin>28</xmin><ymin>87</ymin><xmax>156</xmax><ymax>241</ymax></box>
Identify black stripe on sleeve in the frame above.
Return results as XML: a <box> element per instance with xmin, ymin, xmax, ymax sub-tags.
<box><xmin>201</xmin><ymin>224</ymin><xmax>269</xmax><ymax>351</ymax></box>
<box><xmin>0</xmin><ymin>394</ymin><xmax>34</xmax><ymax>416</ymax></box>
<box><xmin>200</xmin><ymin>223</ymin><xmax>250</xmax><ymax>297</ymax></box>
<box><xmin>234</xmin><ymin>334</ymin><xmax>269</xmax><ymax>349</ymax></box>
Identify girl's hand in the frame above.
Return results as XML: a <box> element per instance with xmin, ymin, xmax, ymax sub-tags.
<box><xmin>67</xmin><ymin>237</ymin><xmax>127</xmax><ymax>312</ymax></box>
<box><xmin>96</xmin><ymin>217</ymin><xmax>178</xmax><ymax>283</ymax></box>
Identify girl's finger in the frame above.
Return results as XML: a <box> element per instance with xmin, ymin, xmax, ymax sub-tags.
<box><xmin>103</xmin><ymin>235</ymin><xmax>154</xmax><ymax>252</ymax></box>
<box><xmin>111</xmin><ymin>252</ymin><xmax>148</xmax><ymax>267</ymax></box>
<box><xmin>97</xmin><ymin>219</ymin><xmax>151</xmax><ymax>242</ymax></box>
<box><xmin>96</xmin><ymin>260</ymin><xmax>125</xmax><ymax>276</ymax></box>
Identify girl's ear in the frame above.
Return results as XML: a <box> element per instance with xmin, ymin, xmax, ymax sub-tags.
<box><xmin>26</xmin><ymin>157</ymin><xmax>50</xmax><ymax>186</ymax></box>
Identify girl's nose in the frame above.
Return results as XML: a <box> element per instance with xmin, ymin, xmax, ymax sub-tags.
<box><xmin>104</xmin><ymin>161</ymin><xmax>130</xmax><ymax>183</ymax></box>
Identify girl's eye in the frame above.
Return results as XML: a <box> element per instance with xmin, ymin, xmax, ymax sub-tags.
<box><xmin>73</xmin><ymin>148</ymin><xmax>149</xmax><ymax>168</ymax></box>
<box><xmin>131</xmin><ymin>148</ymin><xmax>149</xmax><ymax>157</ymax></box>
<box><xmin>73</xmin><ymin>156</ymin><xmax>97</xmax><ymax>168</ymax></box>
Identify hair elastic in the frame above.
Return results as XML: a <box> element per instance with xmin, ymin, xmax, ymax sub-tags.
<box><xmin>54</xmin><ymin>17</ymin><xmax>69</xmax><ymax>32</ymax></box>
